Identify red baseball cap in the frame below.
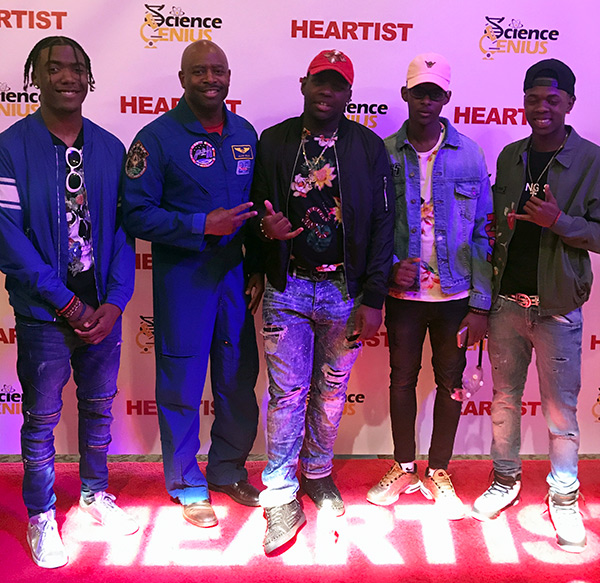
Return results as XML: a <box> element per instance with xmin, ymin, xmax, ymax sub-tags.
<box><xmin>307</xmin><ymin>49</ymin><xmax>354</xmax><ymax>85</ymax></box>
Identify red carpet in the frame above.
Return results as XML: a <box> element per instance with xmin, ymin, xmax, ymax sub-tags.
<box><xmin>0</xmin><ymin>459</ymin><xmax>598</xmax><ymax>583</ymax></box>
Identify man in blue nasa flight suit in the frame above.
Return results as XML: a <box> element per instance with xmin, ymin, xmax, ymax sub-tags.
<box><xmin>123</xmin><ymin>40</ymin><xmax>263</xmax><ymax>528</ymax></box>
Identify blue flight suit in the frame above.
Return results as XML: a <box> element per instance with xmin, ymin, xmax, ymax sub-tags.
<box><xmin>123</xmin><ymin>97</ymin><xmax>259</xmax><ymax>504</ymax></box>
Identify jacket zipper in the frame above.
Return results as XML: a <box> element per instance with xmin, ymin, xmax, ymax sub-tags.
<box><xmin>285</xmin><ymin>140</ymin><xmax>304</xmax><ymax>276</ymax></box>
<box><xmin>333</xmin><ymin>142</ymin><xmax>350</xmax><ymax>299</ymax></box>
<box><xmin>383</xmin><ymin>175</ymin><xmax>389</xmax><ymax>212</ymax></box>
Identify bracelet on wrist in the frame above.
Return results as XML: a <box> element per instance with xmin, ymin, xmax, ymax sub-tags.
<box><xmin>551</xmin><ymin>210</ymin><xmax>562</xmax><ymax>227</ymax></box>
<box><xmin>469</xmin><ymin>307</ymin><xmax>489</xmax><ymax>316</ymax></box>
<box><xmin>57</xmin><ymin>296</ymin><xmax>84</xmax><ymax>320</ymax></box>
<box><xmin>260</xmin><ymin>217</ymin><xmax>273</xmax><ymax>240</ymax></box>
<box><xmin>69</xmin><ymin>300</ymin><xmax>86</xmax><ymax>321</ymax></box>
<box><xmin>56</xmin><ymin>295</ymin><xmax>77</xmax><ymax>317</ymax></box>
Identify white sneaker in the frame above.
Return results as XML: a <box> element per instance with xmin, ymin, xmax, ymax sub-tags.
<box><xmin>472</xmin><ymin>474</ymin><xmax>521</xmax><ymax>520</ymax></box>
<box><xmin>548</xmin><ymin>489</ymin><xmax>587</xmax><ymax>553</ymax></box>
<box><xmin>27</xmin><ymin>509</ymin><xmax>68</xmax><ymax>569</ymax></box>
<box><xmin>79</xmin><ymin>491</ymin><xmax>138</xmax><ymax>535</ymax></box>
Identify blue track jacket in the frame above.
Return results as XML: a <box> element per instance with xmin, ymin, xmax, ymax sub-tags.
<box><xmin>0</xmin><ymin>110</ymin><xmax>135</xmax><ymax>320</ymax></box>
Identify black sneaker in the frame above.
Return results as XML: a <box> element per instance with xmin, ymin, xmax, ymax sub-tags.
<box><xmin>301</xmin><ymin>474</ymin><xmax>345</xmax><ymax>516</ymax></box>
<box><xmin>263</xmin><ymin>499</ymin><xmax>306</xmax><ymax>554</ymax></box>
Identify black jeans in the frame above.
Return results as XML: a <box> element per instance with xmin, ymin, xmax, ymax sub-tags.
<box><xmin>385</xmin><ymin>296</ymin><xmax>468</xmax><ymax>469</ymax></box>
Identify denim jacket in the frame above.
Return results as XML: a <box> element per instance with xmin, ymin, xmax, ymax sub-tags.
<box><xmin>384</xmin><ymin>117</ymin><xmax>493</xmax><ymax>311</ymax></box>
<box><xmin>493</xmin><ymin>127</ymin><xmax>600</xmax><ymax>315</ymax></box>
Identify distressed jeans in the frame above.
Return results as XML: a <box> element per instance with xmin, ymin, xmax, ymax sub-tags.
<box><xmin>259</xmin><ymin>274</ymin><xmax>361</xmax><ymax>508</ymax></box>
<box><xmin>16</xmin><ymin>315</ymin><xmax>121</xmax><ymax>517</ymax></box>
<box><xmin>488</xmin><ymin>296</ymin><xmax>582</xmax><ymax>494</ymax></box>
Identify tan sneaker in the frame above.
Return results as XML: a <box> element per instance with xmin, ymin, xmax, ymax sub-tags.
<box><xmin>367</xmin><ymin>462</ymin><xmax>423</xmax><ymax>506</ymax></box>
<box><xmin>421</xmin><ymin>468</ymin><xmax>466</xmax><ymax>520</ymax></box>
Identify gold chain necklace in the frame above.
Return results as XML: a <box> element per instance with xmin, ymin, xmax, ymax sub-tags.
<box><xmin>300</xmin><ymin>128</ymin><xmax>338</xmax><ymax>173</ymax></box>
<box><xmin>526</xmin><ymin>130</ymin><xmax>569</xmax><ymax>197</ymax></box>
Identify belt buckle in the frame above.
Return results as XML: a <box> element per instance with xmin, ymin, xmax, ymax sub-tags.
<box><xmin>312</xmin><ymin>271</ymin><xmax>328</xmax><ymax>282</ymax></box>
<box><xmin>514</xmin><ymin>293</ymin><xmax>532</xmax><ymax>308</ymax></box>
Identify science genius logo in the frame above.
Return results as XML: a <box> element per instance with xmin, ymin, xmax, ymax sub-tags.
<box><xmin>344</xmin><ymin>100</ymin><xmax>388</xmax><ymax>130</ymax></box>
<box><xmin>0</xmin><ymin>383</ymin><xmax>22</xmax><ymax>415</ymax></box>
<box><xmin>0</xmin><ymin>81</ymin><xmax>40</xmax><ymax>117</ymax></box>
<box><xmin>593</xmin><ymin>388</ymin><xmax>600</xmax><ymax>423</ymax></box>
<box><xmin>140</xmin><ymin>4</ymin><xmax>222</xmax><ymax>49</ymax></box>
<box><xmin>136</xmin><ymin>315</ymin><xmax>155</xmax><ymax>354</ymax></box>
<box><xmin>479</xmin><ymin>17</ymin><xmax>560</xmax><ymax>61</ymax></box>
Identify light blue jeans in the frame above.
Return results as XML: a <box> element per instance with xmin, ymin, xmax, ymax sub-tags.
<box><xmin>488</xmin><ymin>296</ymin><xmax>582</xmax><ymax>494</ymax></box>
<box><xmin>259</xmin><ymin>274</ymin><xmax>361</xmax><ymax>508</ymax></box>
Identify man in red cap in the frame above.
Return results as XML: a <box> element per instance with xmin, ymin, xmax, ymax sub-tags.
<box><xmin>251</xmin><ymin>49</ymin><xmax>394</xmax><ymax>554</ymax></box>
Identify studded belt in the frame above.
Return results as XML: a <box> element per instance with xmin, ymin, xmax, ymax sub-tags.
<box><xmin>503</xmin><ymin>293</ymin><xmax>540</xmax><ymax>308</ymax></box>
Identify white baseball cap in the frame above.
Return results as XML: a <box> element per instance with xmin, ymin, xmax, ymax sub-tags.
<box><xmin>406</xmin><ymin>53</ymin><xmax>451</xmax><ymax>91</ymax></box>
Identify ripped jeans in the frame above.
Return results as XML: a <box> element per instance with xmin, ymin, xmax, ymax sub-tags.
<box><xmin>259</xmin><ymin>274</ymin><xmax>361</xmax><ymax>508</ymax></box>
<box><xmin>488</xmin><ymin>296</ymin><xmax>582</xmax><ymax>494</ymax></box>
<box><xmin>15</xmin><ymin>315</ymin><xmax>121</xmax><ymax>517</ymax></box>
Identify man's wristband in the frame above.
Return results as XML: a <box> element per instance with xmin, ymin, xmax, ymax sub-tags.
<box><xmin>551</xmin><ymin>210</ymin><xmax>562</xmax><ymax>227</ymax></box>
<box><xmin>469</xmin><ymin>307</ymin><xmax>489</xmax><ymax>316</ymax></box>
<box><xmin>57</xmin><ymin>296</ymin><xmax>84</xmax><ymax>320</ymax></box>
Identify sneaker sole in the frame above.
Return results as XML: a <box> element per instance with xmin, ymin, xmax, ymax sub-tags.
<box><xmin>264</xmin><ymin>513</ymin><xmax>307</xmax><ymax>555</ymax></box>
<box><xmin>471</xmin><ymin>495</ymin><xmax>520</xmax><ymax>521</ymax></box>
<box><xmin>556</xmin><ymin>535</ymin><xmax>587</xmax><ymax>554</ymax></box>
<box><xmin>419</xmin><ymin>484</ymin><xmax>434</xmax><ymax>501</ymax></box>
<box><xmin>366</xmin><ymin>482</ymin><xmax>423</xmax><ymax>506</ymax></box>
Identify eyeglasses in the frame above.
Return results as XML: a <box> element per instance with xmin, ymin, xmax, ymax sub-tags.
<box><xmin>65</xmin><ymin>147</ymin><xmax>84</xmax><ymax>194</ymax></box>
<box><xmin>408</xmin><ymin>87</ymin><xmax>448</xmax><ymax>102</ymax></box>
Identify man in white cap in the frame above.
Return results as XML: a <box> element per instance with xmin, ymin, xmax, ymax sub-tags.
<box><xmin>366</xmin><ymin>53</ymin><xmax>493</xmax><ymax>519</ymax></box>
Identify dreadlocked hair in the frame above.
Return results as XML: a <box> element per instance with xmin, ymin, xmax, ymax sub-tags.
<box><xmin>23</xmin><ymin>36</ymin><xmax>95</xmax><ymax>92</ymax></box>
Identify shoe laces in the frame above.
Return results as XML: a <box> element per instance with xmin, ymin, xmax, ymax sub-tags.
<box><xmin>547</xmin><ymin>492</ymin><xmax>584</xmax><ymax>519</ymax></box>
<box><xmin>266</xmin><ymin>504</ymin><xmax>286</xmax><ymax>528</ymax></box>
<box><xmin>93</xmin><ymin>491</ymin><xmax>118</xmax><ymax>512</ymax></box>
<box><xmin>485</xmin><ymin>480</ymin><xmax>516</xmax><ymax>498</ymax></box>
<box><xmin>380</xmin><ymin>464</ymin><xmax>405</xmax><ymax>486</ymax></box>
<box><xmin>430</xmin><ymin>470</ymin><xmax>456</xmax><ymax>497</ymax></box>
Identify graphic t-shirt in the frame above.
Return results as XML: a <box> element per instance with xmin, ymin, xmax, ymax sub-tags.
<box><xmin>500</xmin><ymin>148</ymin><xmax>557</xmax><ymax>296</ymax></box>
<box><xmin>288</xmin><ymin>128</ymin><xmax>344</xmax><ymax>269</ymax></box>
<box><xmin>51</xmin><ymin>130</ymin><xmax>98</xmax><ymax>308</ymax></box>
<box><xmin>391</xmin><ymin>124</ymin><xmax>467</xmax><ymax>302</ymax></box>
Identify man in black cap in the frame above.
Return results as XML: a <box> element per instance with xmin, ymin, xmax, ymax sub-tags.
<box><xmin>251</xmin><ymin>49</ymin><xmax>394</xmax><ymax>554</ymax></box>
<box><xmin>472</xmin><ymin>58</ymin><xmax>600</xmax><ymax>554</ymax></box>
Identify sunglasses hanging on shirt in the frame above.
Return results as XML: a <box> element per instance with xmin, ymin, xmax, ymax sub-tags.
<box><xmin>65</xmin><ymin>146</ymin><xmax>84</xmax><ymax>194</ymax></box>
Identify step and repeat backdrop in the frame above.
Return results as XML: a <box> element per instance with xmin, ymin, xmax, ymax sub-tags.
<box><xmin>1</xmin><ymin>0</ymin><xmax>599</xmax><ymax>456</ymax></box>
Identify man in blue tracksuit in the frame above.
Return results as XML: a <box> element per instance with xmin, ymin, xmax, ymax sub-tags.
<box><xmin>123</xmin><ymin>40</ymin><xmax>262</xmax><ymax>528</ymax></box>
<box><xmin>0</xmin><ymin>37</ymin><xmax>136</xmax><ymax>569</ymax></box>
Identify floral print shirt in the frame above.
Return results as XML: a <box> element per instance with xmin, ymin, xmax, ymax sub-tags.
<box><xmin>288</xmin><ymin>128</ymin><xmax>344</xmax><ymax>268</ymax></box>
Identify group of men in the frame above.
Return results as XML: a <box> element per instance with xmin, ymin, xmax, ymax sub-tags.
<box><xmin>0</xmin><ymin>35</ymin><xmax>597</xmax><ymax>569</ymax></box>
